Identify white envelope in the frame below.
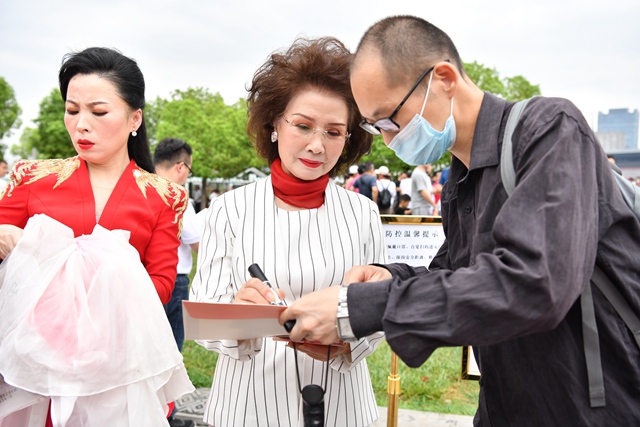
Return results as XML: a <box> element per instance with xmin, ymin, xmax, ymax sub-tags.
<box><xmin>182</xmin><ymin>301</ymin><xmax>290</xmax><ymax>340</ymax></box>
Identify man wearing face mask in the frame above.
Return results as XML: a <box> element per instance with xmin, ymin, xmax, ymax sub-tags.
<box><xmin>280</xmin><ymin>15</ymin><xmax>640</xmax><ymax>426</ymax></box>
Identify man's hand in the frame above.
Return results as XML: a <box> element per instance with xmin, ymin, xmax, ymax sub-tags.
<box><xmin>280</xmin><ymin>266</ymin><xmax>392</xmax><ymax>344</ymax></box>
<box><xmin>344</xmin><ymin>265</ymin><xmax>392</xmax><ymax>285</ymax></box>
<box><xmin>233</xmin><ymin>279</ymin><xmax>285</xmax><ymax>305</ymax></box>
<box><xmin>280</xmin><ymin>286</ymin><xmax>341</xmax><ymax>344</ymax></box>
<box><xmin>0</xmin><ymin>224</ymin><xmax>24</xmax><ymax>259</ymax></box>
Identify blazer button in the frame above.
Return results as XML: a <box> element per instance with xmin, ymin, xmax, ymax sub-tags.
<box><xmin>464</xmin><ymin>206</ymin><xmax>472</xmax><ymax>214</ymax></box>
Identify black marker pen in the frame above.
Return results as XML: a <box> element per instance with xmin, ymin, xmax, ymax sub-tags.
<box><xmin>248</xmin><ymin>263</ymin><xmax>296</xmax><ymax>333</ymax></box>
<box><xmin>248</xmin><ymin>263</ymin><xmax>284</xmax><ymax>305</ymax></box>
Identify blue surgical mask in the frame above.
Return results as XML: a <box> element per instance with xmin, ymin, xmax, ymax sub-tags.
<box><xmin>388</xmin><ymin>72</ymin><xmax>456</xmax><ymax>166</ymax></box>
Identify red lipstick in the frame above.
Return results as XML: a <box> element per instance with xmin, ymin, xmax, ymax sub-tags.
<box><xmin>77</xmin><ymin>139</ymin><xmax>95</xmax><ymax>150</ymax></box>
<box><xmin>300</xmin><ymin>158</ymin><xmax>322</xmax><ymax>168</ymax></box>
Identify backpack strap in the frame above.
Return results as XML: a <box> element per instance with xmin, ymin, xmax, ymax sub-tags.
<box><xmin>499</xmin><ymin>98</ymin><xmax>622</xmax><ymax>408</ymax></box>
<box><xmin>583</xmin><ymin>265</ymin><xmax>640</xmax><ymax>407</ymax></box>
<box><xmin>580</xmin><ymin>275</ymin><xmax>606</xmax><ymax>407</ymax></box>
<box><xmin>591</xmin><ymin>265</ymin><xmax>640</xmax><ymax>349</ymax></box>
<box><xmin>500</xmin><ymin>98</ymin><xmax>532</xmax><ymax>197</ymax></box>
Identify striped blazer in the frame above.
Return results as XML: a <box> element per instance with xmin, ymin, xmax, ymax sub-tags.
<box><xmin>191</xmin><ymin>176</ymin><xmax>387</xmax><ymax>427</ymax></box>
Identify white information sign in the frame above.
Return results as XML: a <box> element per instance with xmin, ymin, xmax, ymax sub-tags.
<box><xmin>382</xmin><ymin>221</ymin><xmax>445</xmax><ymax>266</ymax></box>
<box><xmin>380</xmin><ymin>215</ymin><xmax>480</xmax><ymax>381</ymax></box>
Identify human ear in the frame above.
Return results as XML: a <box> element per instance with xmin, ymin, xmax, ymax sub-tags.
<box><xmin>433</xmin><ymin>61</ymin><xmax>459</xmax><ymax>98</ymax></box>
<box><xmin>132</xmin><ymin>109</ymin><xmax>143</xmax><ymax>129</ymax></box>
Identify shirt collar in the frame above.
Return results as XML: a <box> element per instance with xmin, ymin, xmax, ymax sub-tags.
<box><xmin>468</xmin><ymin>92</ymin><xmax>509</xmax><ymax>171</ymax></box>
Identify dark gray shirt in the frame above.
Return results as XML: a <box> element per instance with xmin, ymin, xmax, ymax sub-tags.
<box><xmin>353</xmin><ymin>173</ymin><xmax>377</xmax><ymax>200</ymax></box>
<box><xmin>349</xmin><ymin>93</ymin><xmax>640</xmax><ymax>426</ymax></box>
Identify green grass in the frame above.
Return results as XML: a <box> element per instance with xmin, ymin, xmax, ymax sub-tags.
<box><xmin>181</xmin><ymin>339</ymin><xmax>479</xmax><ymax>415</ymax></box>
<box><xmin>365</xmin><ymin>341</ymin><xmax>478</xmax><ymax>415</ymax></box>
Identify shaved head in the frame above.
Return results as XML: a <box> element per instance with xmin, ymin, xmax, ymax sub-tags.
<box><xmin>353</xmin><ymin>15</ymin><xmax>464</xmax><ymax>90</ymax></box>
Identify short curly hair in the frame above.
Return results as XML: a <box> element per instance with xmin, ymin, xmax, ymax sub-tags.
<box><xmin>246</xmin><ymin>37</ymin><xmax>372</xmax><ymax>178</ymax></box>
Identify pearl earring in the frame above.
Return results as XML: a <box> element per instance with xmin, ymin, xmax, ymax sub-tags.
<box><xmin>131</xmin><ymin>130</ymin><xmax>137</xmax><ymax>137</ymax></box>
<box><xmin>271</xmin><ymin>131</ymin><xmax>278</xmax><ymax>143</ymax></box>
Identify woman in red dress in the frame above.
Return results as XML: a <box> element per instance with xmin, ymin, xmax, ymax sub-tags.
<box><xmin>0</xmin><ymin>47</ymin><xmax>193</xmax><ymax>426</ymax></box>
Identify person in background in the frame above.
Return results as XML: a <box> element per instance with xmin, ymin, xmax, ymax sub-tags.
<box><xmin>344</xmin><ymin>164</ymin><xmax>360</xmax><ymax>190</ymax></box>
<box><xmin>353</xmin><ymin>160</ymin><xmax>378</xmax><ymax>202</ymax></box>
<box><xmin>191</xmin><ymin>184</ymin><xmax>202</xmax><ymax>212</ymax></box>
<box><xmin>190</xmin><ymin>36</ymin><xmax>385</xmax><ymax>427</ymax></box>
<box><xmin>395</xmin><ymin>171</ymin><xmax>408</xmax><ymax>187</ymax></box>
<box><xmin>394</xmin><ymin>193</ymin><xmax>412</xmax><ymax>215</ymax></box>
<box><xmin>153</xmin><ymin>139</ymin><xmax>199</xmax><ymax>342</ymax></box>
<box><xmin>353</xmin><ymin>163</ymin><xmax>366</xmax><ymax>192</ymax></box>
<box><xmin>0</xmin><ymin>159</ymin><xmax>8</xmax><ymax>193</ymax></box>
<box><xmin>431</xmin><ymin>168</ymin><xmax>443</xmax><ymax>209</ymax></box>
<box><xmin>375</xmin><ymin>165</ymin><xmax>397</xmax><ymax>213</ymax></box>
<box><xmin>411</xmin><ymin>163</ymin><xmax>437</xmax><ymax>215</ymax></box>
<box><xmin>438</xmin><ymin>165</ymin><xmax>450</xmax><ymax>185</ymax></box>
<box><xmin>0</xmin><ymin>47</ymin><xmax>192</xmax><ymax>425</ymax></box>
<box><xmin>207</xmin><ymin>189</ymin><xmax>219</xmax><ymax>207</ymax></box>
<box><xmin>280</xmin><ymin>15</ymin><xmax>640</xmax><ymax>426</ymax></box>
<box><xmin>153</xmin><ymin>137</ymin><xmax>199</xmax><ymax>427</ymax></box>
<box><xmin>397</xmin><ymin>170</ymin><xmax>413</xmax><ymax>209</ymax></box>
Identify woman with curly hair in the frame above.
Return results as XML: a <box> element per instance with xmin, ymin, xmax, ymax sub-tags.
<box><xmin>191</xmin><ymin>37</ymin><xmax>386</xmax><ymax>426</ymax></box>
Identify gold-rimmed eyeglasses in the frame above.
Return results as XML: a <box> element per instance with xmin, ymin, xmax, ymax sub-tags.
<box><xmin>281</xmin><ymin>116</ymin><xmax>350</xmax><ymax>142</ymax></box>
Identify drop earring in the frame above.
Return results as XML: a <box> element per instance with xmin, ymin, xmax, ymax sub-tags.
<box><xmin>271</xmin><ymin>131</ymin><xmax>278</xmax><ymax>143</ymax></box>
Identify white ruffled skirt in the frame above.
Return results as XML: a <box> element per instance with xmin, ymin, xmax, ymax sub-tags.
<box><xmin>0</xmin><ymin>214</ymin><xmax>194</xmax><ymax>426</ymax></box>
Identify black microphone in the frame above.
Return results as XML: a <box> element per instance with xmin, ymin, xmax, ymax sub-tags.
<box><xmin>301</xmin><ymin>384</ymin><xmax>325</xmax><ymax>427</ymax></box>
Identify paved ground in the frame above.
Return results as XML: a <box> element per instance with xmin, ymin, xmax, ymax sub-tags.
<box><xmin>174</xmin><ymin>388</ymin><xmax>475</xmax><ymax>426</ymax></box>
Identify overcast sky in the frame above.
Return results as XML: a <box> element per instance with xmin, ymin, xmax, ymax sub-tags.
<box><xmin>1</xmin><ymin>0</ymin><xmax>639</xmax><ymax>158</ymax></box>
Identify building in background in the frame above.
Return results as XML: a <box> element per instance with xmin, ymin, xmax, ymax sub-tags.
<box><xmin>597</xmin><ymin>108</ymin><xmax>639</xmax><ymax>150</ymax></box>
<box><xmin>596</xmin><ymin>131</ymin><xmax>626</xmax><ymax>151</ymax></box>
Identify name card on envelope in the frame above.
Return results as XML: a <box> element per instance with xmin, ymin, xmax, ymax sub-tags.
<box><xmin>182</xmin><ymin>301</ymin><xmax>289</xmax><ymax>340</ymax></box>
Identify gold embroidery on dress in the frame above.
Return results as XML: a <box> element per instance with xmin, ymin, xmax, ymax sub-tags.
<box><xmin>0</xmin><ymin>157</ymin><xmax>81</xmax><ymax>200</ymax></box>
<box><xmin>133</xmin><ymin>169</ymin><xmax>187</xmax><ymax>232</ymax></box>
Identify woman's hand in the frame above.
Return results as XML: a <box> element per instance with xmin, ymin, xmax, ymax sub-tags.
<box><xmin>292</xmin><ymin>341</ymin><xmax>350</xmax><ymax>361</ymax></box>
<box><xmin>233</xmin><ymin>278</ymin><xmax>285</xmax><ymax>305</ymax></box>
<box><xmin>273</xmin><ymin>337</ymin><xmax>350</xmax><ymax>361</ymax></box>
<box><xmin>0</xmin><ymin>224</ymin><xmax>24</xmax><ymax>259</ymax></box>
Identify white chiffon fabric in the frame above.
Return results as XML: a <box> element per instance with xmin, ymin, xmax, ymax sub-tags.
<box><xmin>0</xmin><ymin>214</ymin><xmax>194</xmax><ymax>427</ymax></box>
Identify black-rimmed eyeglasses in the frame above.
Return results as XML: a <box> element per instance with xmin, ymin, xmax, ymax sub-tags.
<box><xmin>359</xmin><ymin>60</ymin><xmax>449</xmax><ymax>135</ymax></box>
<box><xmin>178</xmin><ymin>161</ymin><xmax>193</xmax><ymax>177</ymax></box>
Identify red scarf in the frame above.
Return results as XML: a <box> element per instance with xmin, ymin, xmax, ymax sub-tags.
<box><xmin>270</xmin><ymin>158</ymin><xmax>329</xmax><ymax>209</ymax></box>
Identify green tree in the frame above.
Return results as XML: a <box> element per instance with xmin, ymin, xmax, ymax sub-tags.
<box><xmin>463</xmin><ymin>61</ymin><xmax>541</xmax><ymax>101</ymax></box>
<box><xmin>145</xmin><ymin>96</ymin><xmax>166</xmax><ymax>145</ymax></box>
<box><xmin>154</xmin><ymin>88</ymin><xmax>265</xmax><ymax>179</ymax></box>
<box><xmin>14</xmin><ymin>88</ymin><xmax>74</xmax><ymax>160</ymax></box>
<box><xmin>463</xmin><ymin>61</ymin><xmax>506</xmax><ymax>96</ymax></box>
<box><xmin>359</xmin><ymin>136</ymin><xmax>413</xmax><ymax>176</ymax></box>
<box><xmin>504</xmin><ymin>75</ymin><xmax>541</xmax><ymax>102</ymax></box>
<box><xmin>10</xmin><ymin>127</ymin><xmax>37</xmax><ymax>159</ymax></box>
<box><xmin>0</xmin><ymin>77</ymin><xmax>22</xmax><ymax>154</ymax></box>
